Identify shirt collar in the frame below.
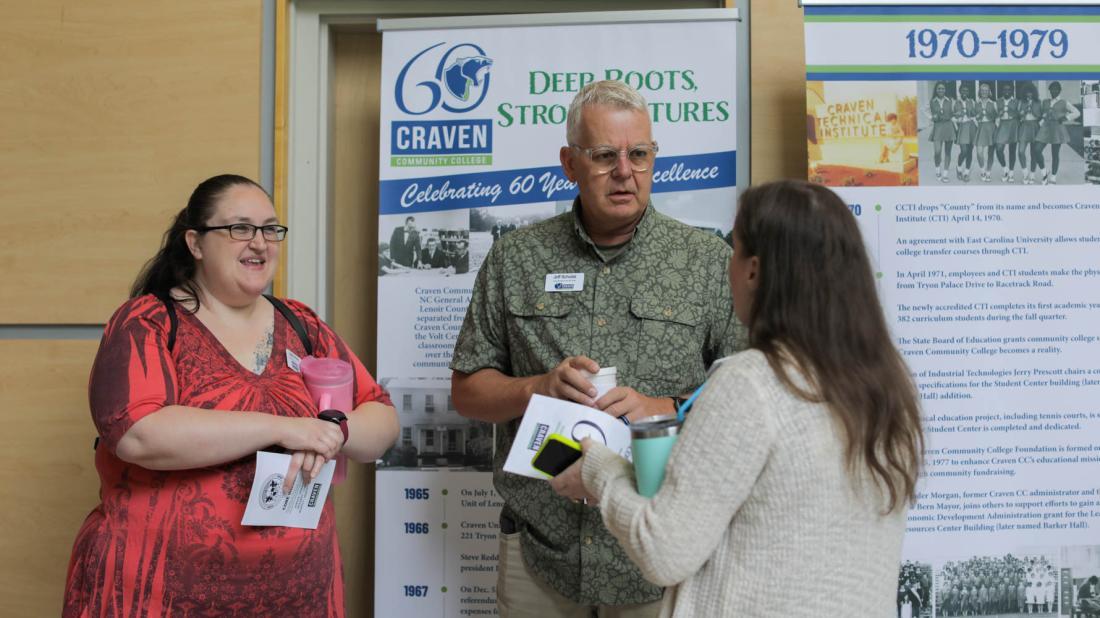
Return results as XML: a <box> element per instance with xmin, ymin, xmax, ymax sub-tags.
<box><xmin>569</xmin><ymin>196</ymin><xmax>655</xmax><ymax>253</ymax></box>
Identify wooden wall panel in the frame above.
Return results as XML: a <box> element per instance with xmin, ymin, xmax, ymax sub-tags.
<box><xmin>0</xmin><ymin>341</ymin><xmax>101</xmax><ymax>616</ymax></box>
<box><xmin>748</xmin><ymin>0</ymin><xmax>808</xmax><ymax>183</ymax></box>
<box><xmin>331</xmin><ymin>30</ymin><xmax>383</xmax><ymax>618</ymax></box>
<box><xmin>0</xmin><ymin>0</ymin><xmax>262</xmax><ymax>324</ymax></box>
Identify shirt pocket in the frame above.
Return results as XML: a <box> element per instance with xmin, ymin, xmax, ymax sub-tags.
<box><xmin>504</xmin><ymin>292</ymin><xmax>579</xmax><ymax>372</ymax></box>
<box><xmin>627</xmin><ymin>297</ymin><xmax>706</xmax><ymax>395</ymax></box>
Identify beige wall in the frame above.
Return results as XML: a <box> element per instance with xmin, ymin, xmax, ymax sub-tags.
<box><xmin>0</xmin><ymin>341</ymin><xmax>102</xmax><ymax>616</ymax></box>
<box><xmin>3</xmin><ymin>1</ymin><xmax>810</xmax><ymax>616</ymax></box>
<box><xmin>749</xmin><ymin>0</ymin><xmax>809</xmax><ymax>183</ymax></box>
<box><xmin>331</xmin><ymin>30</ymin><xmax>384</xmax><ymax>617</ymax></box>
<box><xmin>0</xmin><ymin>1</ymin><xmax>263</xmax><ymax>615</ymax></box>
<box><xmin>0</xmin><ymin>0</ymin><xmax>262</xmax><ymax>324</ymax></box>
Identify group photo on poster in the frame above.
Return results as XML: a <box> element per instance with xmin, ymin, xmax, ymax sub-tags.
<box><xmin>379</xmin><ymin>210</ymin><xmax>472</xmax><ymax>276</ymax></box>
<box><xmin>917</xmin><ymin>79</ymin><xmax>1085</xmax><ymax>186</ymax></box>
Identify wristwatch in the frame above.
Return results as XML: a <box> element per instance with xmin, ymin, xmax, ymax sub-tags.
<box><xmin>318</xmin><ymin>409</ymin><xmax>350</xmax><ymax>444</ymax></box>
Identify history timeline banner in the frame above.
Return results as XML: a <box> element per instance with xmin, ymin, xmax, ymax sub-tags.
<box><xmin>805</xmin><ymin>4</ymin><xmax>1100</xmax><ymax>617</ymax></box>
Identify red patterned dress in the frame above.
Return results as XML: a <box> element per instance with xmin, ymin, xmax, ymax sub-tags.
<box><xmin>64</xmin><ymin>294</ymin><xmax>391</xmax><ymax>617</ymax></box>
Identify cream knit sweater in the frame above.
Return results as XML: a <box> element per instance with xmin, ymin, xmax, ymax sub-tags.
<box><xmin>582</xmin><ymin>350</ymin><xmax>908</xmax><ymax>617</ymax></box>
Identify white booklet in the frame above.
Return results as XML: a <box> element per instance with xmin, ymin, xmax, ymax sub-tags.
<box><xmin>241</xmin><ymin>450</ymin><xmax>335</xmax><ymax>529</ymax></box>
<box><xmin>503</xmin><ymin>394</ymin><xmax>632</xmax><ymax>480</ymax></box>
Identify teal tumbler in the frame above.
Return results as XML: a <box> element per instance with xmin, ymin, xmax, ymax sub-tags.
<box><xmin>630</xmin><ymin>415</ymin><xmax>681</xmax><ymax>497</ymax></box>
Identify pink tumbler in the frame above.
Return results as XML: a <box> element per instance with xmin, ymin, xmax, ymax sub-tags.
<box><xmin>299</xmin><ymin>356</ymin><xmax>354</xmax><ymax>483</ymax></box>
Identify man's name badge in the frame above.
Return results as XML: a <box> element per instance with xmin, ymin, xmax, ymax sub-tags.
<box><xmin>545</xmin><ymin>273</ymin><xmax>584</xmax><ymax>292</ymax></box>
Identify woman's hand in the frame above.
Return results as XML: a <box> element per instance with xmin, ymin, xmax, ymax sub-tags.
<box><xmin>283</xmin><ymin>450</ymin><xmax>328</xmax><ymax>494</ymax></box>
<box><xmin>275</xmin><ymin>416</ymin><xmax>344</xmax><ymax>492</ymax></box>
<box><xmin>549</xmin><ymin>443</ymin><xmax>597</xmax><ymax>504</ymax></box>
<box><xmin>275</xmin><ymin>416</ymin><xmax>345</xmax><ymax>459</ymax></box>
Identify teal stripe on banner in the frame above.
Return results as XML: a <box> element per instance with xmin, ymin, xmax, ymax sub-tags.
<box><xmin>807</xmin><ymin>64</ymin><xmax>1100</xmax><ymax>74</ymax></box>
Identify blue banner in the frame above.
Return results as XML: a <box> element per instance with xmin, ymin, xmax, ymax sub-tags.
<box><xmin>379</xmin><ymin>150</ymin><xmax>736</xmax><ymax>215</ymax></box>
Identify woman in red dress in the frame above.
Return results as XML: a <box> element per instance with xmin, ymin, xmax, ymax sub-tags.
<box><xmin>63</xmin><ymin>174</ymin><xmax>399</xmax><ymax>617</ymax></box>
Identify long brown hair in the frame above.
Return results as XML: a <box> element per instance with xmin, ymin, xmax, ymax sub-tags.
<box><xmin>734</xmin><ymin>180</ymin><xmax>923</xmax><ymax>512</ymax></box>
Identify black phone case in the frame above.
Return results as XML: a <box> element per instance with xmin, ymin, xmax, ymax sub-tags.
<box><xmin>531</xmin><ymin>439</ymin><xmax>582</xmax><ymax>476</ymax></box>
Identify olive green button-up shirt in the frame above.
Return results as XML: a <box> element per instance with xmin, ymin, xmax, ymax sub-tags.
<box><xmin>451</xmin><ymin>200</ymin><xmax>746</xmax><ymax>606</ymax></box>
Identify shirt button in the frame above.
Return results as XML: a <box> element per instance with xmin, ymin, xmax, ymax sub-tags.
<box><xmin>663</xmin><ymin>308</ymin><xmax>673</xmax><ymax>317</ymax></box>
<box><xmin>602</xmin><ymin>266</ymin><xmax>610</xmax><ymax>275</ymax></box>
<box><xmin>584</xmin><ymin>536</ymin><xmax>593</xmax><ymax>546</ymax></box>
<box><xmin>536</xmin><ymin>302</ymin><xmax>545</xmax><ymax>310</ymax></box>
<box><xmin>596</xmin><ymin>318</ymin><xmax>607</xmax><ymax>327</ymax></box>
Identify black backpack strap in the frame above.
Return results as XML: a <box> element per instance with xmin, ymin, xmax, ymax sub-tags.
<box><xmin>266</xmin><ymin>294</ymin><xmax>314</xmax><ymax>357</ymax></box>
<box><xmin>160</xmin><ymin>295</ymin><xmax>179</xmax><ymax>352</ymax></box>
<box><xmin>93</xmin><ymin>295</ymin><xmax>313</xmax><ymax>452</ymax></box>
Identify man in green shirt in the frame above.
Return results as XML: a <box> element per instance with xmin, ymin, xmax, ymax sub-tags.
<box><xmin>451</xmin><ymin>80</ymin><xmax>744</xmax><ymax>617</ymax></box>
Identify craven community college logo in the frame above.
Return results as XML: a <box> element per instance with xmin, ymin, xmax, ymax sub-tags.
<box><xmin>443</xmin><ymin>55</ymin><xmax>493</xmax><ymax>102</ymax></box>
<box><xmin>391</xmin><ymin>42</ymin><xmax>494</xmax><ymax>168</ymax></box>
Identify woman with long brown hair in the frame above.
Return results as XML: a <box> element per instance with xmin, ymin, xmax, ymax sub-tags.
<box><xmin>575</xmin><ymin>180</ymin><xmax>924</xmax><ymax>617</ymax></box>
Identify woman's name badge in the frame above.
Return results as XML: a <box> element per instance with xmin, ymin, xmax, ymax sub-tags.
<box><xmin>286</xmin><ymin>349</ymin><xmax>302</xmax><ymax>372</ymax></box>
<box><xmin>545</xmin><ymin>273</ymin><xmax>584</xmax><ymax>292</ymax></box>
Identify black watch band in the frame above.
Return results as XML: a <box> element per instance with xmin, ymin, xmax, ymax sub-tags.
<box><xmin>318</xmin><ymin>409</ymin><xmax>349</xmax><ymax>444</ymax></box>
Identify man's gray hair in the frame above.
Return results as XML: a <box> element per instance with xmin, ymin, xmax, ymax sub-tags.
<box><xmin>565</xmin><ymin>80</ymin><xmax>650</xmax><ymax>145</ymax></box>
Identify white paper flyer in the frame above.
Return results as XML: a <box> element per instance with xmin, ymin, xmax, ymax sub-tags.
<box><xmin>241</xmin><ymin>450</ymin><xmax>335</xmax><ymax>529</ymax></box>
<box><xmin>503</xmin><ymin>394</ymin><xmax>632</xmax><ymax>480</ymax></box>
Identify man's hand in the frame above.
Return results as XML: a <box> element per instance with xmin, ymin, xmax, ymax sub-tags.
<box><xmin>594</xmin><ymin>387</ymin><xmax>675</xmax><ymax>423</ymax></box>
<box><xmin>532</xmin><ymin>356</ymin><xmax>600</xmax><ymax>406</ymax></box>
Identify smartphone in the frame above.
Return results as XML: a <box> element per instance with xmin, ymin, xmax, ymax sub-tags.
<box><xmin>531</xmin><ymin>433</ymin><xmax>582</xmax><ymax>477</ymax></box>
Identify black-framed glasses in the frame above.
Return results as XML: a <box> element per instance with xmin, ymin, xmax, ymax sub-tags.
<box><xmin>195</xmin><ymin>223</ymin><xmax>288</xmax><ymax>242</ymax></box>
<box><xmin>570</xmin><ymin>141</ymin><xmax>659</xmax><ymax>175</ymax></box>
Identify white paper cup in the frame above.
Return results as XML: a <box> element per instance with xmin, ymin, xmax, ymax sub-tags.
<box><xmin>583</xmin><ymin>367</ymin><xmax>617</xmax><ymax>399</ymax></box>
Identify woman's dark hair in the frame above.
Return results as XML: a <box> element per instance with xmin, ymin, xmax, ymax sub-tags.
<box><xmin>733</xmin><ymin>180</ymin><xmax>923</xmax><ymax>513</ymax></box>
<box><xmin>131</xmin><ymin>174</ymin><xmax>269</xmax><ymax>310</ymax></box>
<box><xmin>1048</xmin><ymin>80</ymin><xmax>1062</xmax><ymax>95</ymax></box>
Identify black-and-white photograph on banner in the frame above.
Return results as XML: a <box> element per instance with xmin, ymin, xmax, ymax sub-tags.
<box><xmin>651</xmin><ymin>188</ymin><xmax>737</xmax><ymax>245</ymax></box>
<box><xmin>470</xmin><ymin>202</ymin><xmax>559</xmax><ymax>270</ymax></box>
<box><xmin>1063</xmin><ymin>546</ymin><xmax>1100</xmax><ymax>617</ymax></box>
<box><xmin>1083</xmin><ymin>80</ymin><xmax>1100</xmax><ymax>185</ymax></box>
<box><xmin>935</xmin><ymin>551</ymin><xmax>1061</xmax><ymax>617</ymax></box>
<box><xmin>917</xmin><ymin>79</ymin><xmax>1085</xmax><ymax>187</ymax></box>
<box><xmin>379</xmin><ymin>209</ymin><xmax>471</xmax><ymax>277</ymax></box>
<box><xmin>898</xmin><ymin>560</ymin><xmax>933</xmax><ymax>618</ymax></box>
<box><xmin>377</xmin><ymin>377</ymin><xmax>493</xmax><ymax>471</ymax></box>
